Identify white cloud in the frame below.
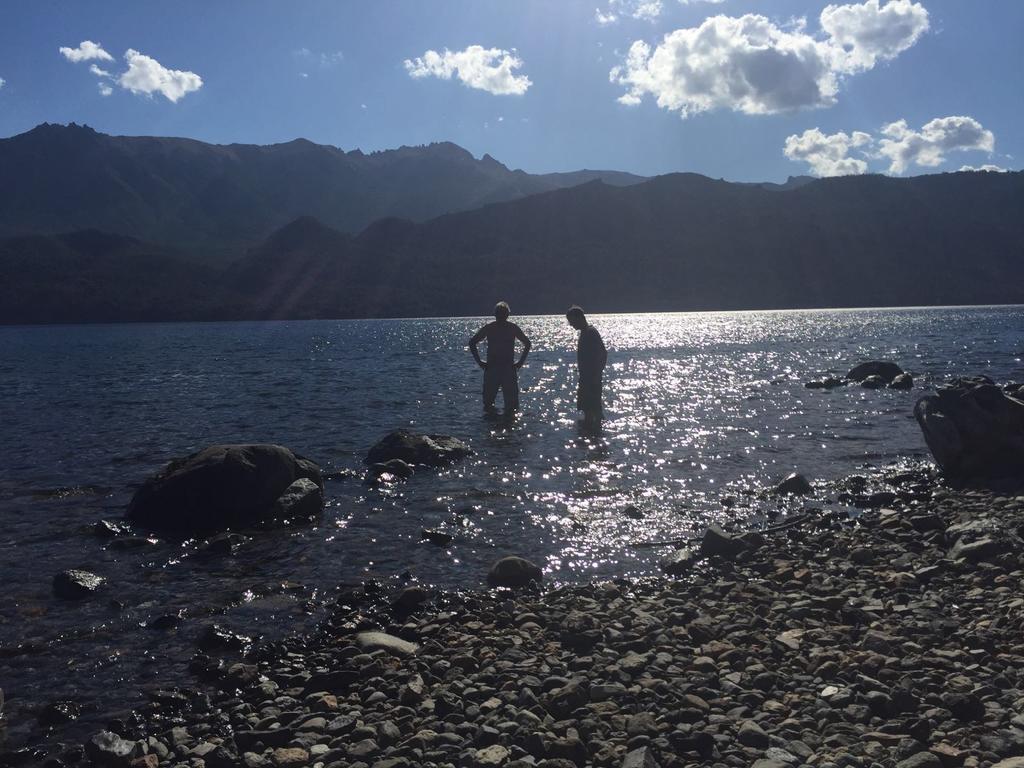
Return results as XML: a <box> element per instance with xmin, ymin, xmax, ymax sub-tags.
<box><xmin>0</xmin><ymin>77</ymin><xmax>5</xmax><ymax>90</ymax></box>
<box><xmin>783</xmin><ymin>127</ymin><xmax>873</xmax><ymax>176</ymax></box>
<box><xmin>785</xmin><ymin>115</ymin><xmax>998</xmax><ymax>176</ymax></box>
<box><xmin>117</xmin><ymin>49</ymin><xmax>203</xmax><ymax>102</ymax></box>
<box><xmin>878</xmin><ymin>116</ymin><xmax>994</xmax><ymax>174</ymax></box>
<box><xmin>59</xmin><ymin>40</ymin><xmax>113</xmax><ymax>63</ymax></box>
<box><xmin>98</xmin><ymin>82</ymin><xmax>113</xmax><ymax>97</ymax></box>
<box><xmin>820</xmin><ymin>0</ymin><xmax>929</xmax><ymax>73</ymax></box>
<box><xmin>679</xmin><ymin>0</ymin><xmax>725</xmax><ymax>4</ymax></box>
<box><xmin>404</xmin><ymin>45</ymin><xmax>532</xmax><ymax>96</ymax></box>
<box><xmin>89</xmin><ymin>64</ymin><xmax>111</xmax><ymax>78</ymax></box>
<box><xmin>959</xmin><ymin>164</ymin><xmax>1007</xmax><ymax>173</ymax></box>
<box><xmin>595</xmin><ymin>0</ymin><xmax>663</xmax><ymax>25</ymax></box>
<box><xmin>611</xmin><ymin>0</ymin><xmax>928</xmax><ymax>117</ymax></box>
<box><xmin>293</xmin><ymin>48</ymin><xmax>343</xmax><ymax>68</ymax></box>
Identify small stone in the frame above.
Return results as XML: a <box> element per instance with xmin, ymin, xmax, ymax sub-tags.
<box><xmin>622</xmin><ymin>745</ymin><xmax>660</xmax><ymax>768</ymax></box>
<box><xmin>355</xmin><ymin>631</ymin><xmax>418</xmax><ymax>657</ymax></box>
<box><xmin>738</xmin><ymin>720</ymin><xmax>770</xmax><ymax>749</ymax></box>
<box><xmin>474</xmin><ymin>744</ymin><xmax>511</xmax><ymax>766</ymax></box>
<box><xmin>897</xmin><ymin>755</ymin><xmax>942</xmax><ymax>768</ymax></box>
<box><xmin>272</xmin><ymin>747</ymin><xmax>310</xmax><ymax>768</ymax></box>
<box><xmin>487</xmin><ymin>556</ymin><xmax>543</xmax><ymax>588</ymax></box>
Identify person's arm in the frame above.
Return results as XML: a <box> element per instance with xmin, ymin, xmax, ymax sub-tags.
<box><xmin>514</xmin><ymin>324</ymin><xmax>532</xmax><ymax>369</ymax></box>
<box><xmin>469</xmin><ymin>325</ymin><xmax>489</xmax><ymax>369</ymax></box>
<box><xmin>598</xmin><ymin>331</ymin><xmax>608</xmax><ymax>369</ymax></box>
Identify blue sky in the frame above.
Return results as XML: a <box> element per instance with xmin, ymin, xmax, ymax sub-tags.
<box><xmin>0</xmin><ymin>0</ymin><xmax>1020</xmax><ymax>181</ymax></box>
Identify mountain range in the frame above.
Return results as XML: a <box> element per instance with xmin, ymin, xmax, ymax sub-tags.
<box><xmin>0</xmin><ymin>123</ymin><xmax>1021</xmax><ymax>323</ymax></box>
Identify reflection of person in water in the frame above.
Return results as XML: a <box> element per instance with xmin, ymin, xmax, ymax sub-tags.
<box><xmin>469</xmin><ymin>302</ymin><xmax>532</xmax><ymax>413</ymax></box>
<box><xmin>566</xmin><ymin>305</ymin><xmax>607</xmax><ymax>428</ymax></box>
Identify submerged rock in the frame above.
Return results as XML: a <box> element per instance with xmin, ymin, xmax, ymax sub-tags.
<box><xmin>847</xmin><ymin>360</ymin><xmax>905</xmax><ymax>384</ymax></box>
<box><xmin>53</xmin><ymin>569</ymin><xmax>106</xmax><ymax>599</ymax></box>
<box><xmin>487</xmin><ymin>556</ymin><xmax>543</xmax><ymax>588</ymax></box>
<box><xmin>365</xmin><ymin>430</ymin><xmax>471</xmax><ymax>467</ymax></box>
<box><xmin>890</xmin><ymin>372</ymin><xmax>914</xmax><ymax>390</ymax></box>
<box><xmin>915</xmin><ymin>376</ymin><xmax>1024</xmax><ymax>480</ymax></box>
<box><xmin>126</xmin><ymin>444</ymin><xmax>324</xmax><ymax>534</ymax></box>
<box><xmin>775</xmin><ymin>472</ymin><xmax>812</xmax><ymax>495</ymax></box>
<box><xmin>861</xmin><ymin>374</ymin><xmax>887</xmax><ymax>389</ymax></box>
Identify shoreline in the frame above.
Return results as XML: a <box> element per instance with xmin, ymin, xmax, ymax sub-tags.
<box><xmin>6</xmin><ymin>464</ymin><xmax>1023</xmax><ymax>768</ymax></box>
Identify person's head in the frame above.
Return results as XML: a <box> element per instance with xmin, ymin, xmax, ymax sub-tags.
<box><xmin>566</xmin><ymin>305</ymin><xmax>586</xmax><ymax>330</ymax></box>
<box><xmin>494</xmin><ymin>301</ymin><xmax>511</xmax><ymax>321</ymax></box>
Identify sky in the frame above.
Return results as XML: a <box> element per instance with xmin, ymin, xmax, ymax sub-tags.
<box><xmin>0</xmin><ymin>0</ymin><xmax>1020</xmax><ymax>181</ymax></box>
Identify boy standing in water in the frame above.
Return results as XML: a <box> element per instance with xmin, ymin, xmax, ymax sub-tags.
<box><xmin>566</xmin><ymin>305</ymin><xmax>607</xmax><ymax>428</ymax></box>
<box><xmin>469</xmin><ymin>301</ymin><xmax>532</xmax><ymax>413</ymax></box>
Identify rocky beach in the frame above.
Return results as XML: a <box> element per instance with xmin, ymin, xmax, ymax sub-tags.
<box><xmin>7</xmin><ymin>456</ymin><xmax>1024</xmax><ymax>768</ymax></box>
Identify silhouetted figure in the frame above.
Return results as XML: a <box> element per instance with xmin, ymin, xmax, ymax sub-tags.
<box><xmin>470</xmin><ymin>301</ymin><xmax>532</xmax><ymax>413</ymax></box>
<box><xmin>566</xmin><ymin>305</ymin><xmax>607</xmax><ymax>428</ymax></box>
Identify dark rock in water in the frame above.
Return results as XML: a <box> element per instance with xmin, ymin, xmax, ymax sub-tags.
<box><xmin>890</xmin><ymin>373</ymin><xmax>914</xmax><ymax>390</ymax></box>
<box><xmin>699</xmin><ymin>524</ymin><xmax>747</xmax><ymax>560</ymax></box>
<box><xmin>915</xmin><ymin>376</ymin><xmax>1024</xmax><ymax>479</ymax></box>
<box><xmin>201</xmin><ymin>532</ymin><xmax>245</xmax><ymax>556</ymax></box>
<box><xmin>53</xmin><ymin>569</ymin><xmax>106</xmax><ymax>599</ymax></box>
<box><xmin>805</xmin><ymin>377</ymin><xmax>846</xmax><ymax>390</ymax></box>
<box><xmin>392</xmin><ymin>585</ymin><xmax>428</xmax><ymax>613</ymax></box>
<box><xmin>847</xmin><ymin>361</ymin><xmax>904</xmax><ymax>383</ymax></box>
<box><xmin>149</xmin><ymin>611</ymin><xmax>184</xmax><ymax>630</ymax></box>
<box><xmin>325</xmin><ymin>468</ymin><xmax>360</xmax><ymax>481</ymax></box>
<box><xmin>365</xmin><ymin>430</ymin><xmax>471</xmax><ymax>467</ymax></box>
<box><xmin>775</xmin><ymin>473</ymin><xmax>812</xmax><ymax>495</ymax></box>
<box><xmin>372</xmin><ymin>459</ymin><xmax>415</xmax><ymax>479</ymax></box>
<box><xmin>126</xmin><ymin>444</ymin><xmax>324</xmax><ymax>534</ymax></box>
<box><xmin>38</xmin><ymin>700</ymin><xmax>80</xmax><ymax>726</ymax></box>
<box><xmin>270</xmin><ymin>477</ymin><xmax>323</xmax><ymax>523</ymax></box>
<box><xmin>85</xmin><ymin>731</ymin><xmax>137</xmax><ymax>767</ymax></box>
<box><xmin>198</xmin><ymin>623</ymin><xmax>253</xmax><ymax>652</ymax></box>
<box><xmin>420</xmin><ymin>529</ymin><xmax>453</xmax><ymax>546</ymax></box>
<box><xmin>861</xmin><ymin>374</ymin><xmax>887</xmax><ymax>389</ymax></box>
<box><xmin>661</xmin><ymin>547</ymin><xmax>697</xmax><ymax>575</ymax></box>
<box><xmin>623</xmin><ymin>504</ymin><xmax>644</xmax><ymax>519</ymax></box>
<box><xmin>487</xmin><ymin>556</ymin><xmax>543</xmax><ymax>588</ymax></box>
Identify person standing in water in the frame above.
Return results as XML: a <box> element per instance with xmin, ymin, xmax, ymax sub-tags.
<box><xmin>566</xmin><ymin>305</ymin><xmax>607</xmax><ymax>428</ymax></box>
<box><xmin>469</xmin><ymin>301</ymin><xmax>532</xmax><ymax>413</ymax></box>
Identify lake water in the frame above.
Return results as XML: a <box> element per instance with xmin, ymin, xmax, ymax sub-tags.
<box><xmin>0</xmin><ymin>306</ymin><xmax>1021</xmax><ymax>748</ymax></box>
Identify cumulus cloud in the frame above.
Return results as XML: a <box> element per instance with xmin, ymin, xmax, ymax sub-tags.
<box><xmin>820</xmin><ymin>0</ymin><xmax>930</xmax><ymax>73</ymax></box>
<box><xmin>62</xmin><ymin>42</ymin><xmax>202</xmax><ymax>102</ymax></box>
<box><xmin>784</xmin><ymin>128</ymin><xmax>873</xmax><ymax>176</ymax></box>
<box><xmin>59</xmin><ymin>40</ymin><xmax>114</xmax><ymax>63</ymax></box>
<box><xmin>878</xmin><ymin>116</ymin><xmax>994</xmax><ymax>174</ymax></box>
<box><xmin>404</xmin><ymin>45</ymin><xmax>531</xmax><ymax>95</ymax></box>
<box><xmin>959</xmin><ymin>164</ymin><xmax>1007</xmax><ymax>173</ymax></box>
<box><xmin>610</xmin><ymin>0</ymin><xmax>928</xmax><ymax>117</ymax></box>
<box><xmin>785</xmin><ymin>115</ymin><xmax>998</xmax><ymax>176</ymax></box>
<box><xmin>117</xmin><ymin>49</ymin><xmax>203</xmax><ymax>102</ymax></box>
<box><xmin>0</xmin><ymin>77</ymin><xmax>5</xmax><ymax>90</ymax></box>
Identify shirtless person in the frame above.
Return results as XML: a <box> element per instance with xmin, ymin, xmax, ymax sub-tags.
<box><xmin>469</xmin><ymin>302</ymin><xmax>532</xmax><ymax>413</ymax></box>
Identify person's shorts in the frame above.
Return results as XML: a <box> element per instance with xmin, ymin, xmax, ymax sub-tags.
<box><xmin>484</xmin><ymin>364</ymin><xmax>519</xmax><ymax>410</ymax></box>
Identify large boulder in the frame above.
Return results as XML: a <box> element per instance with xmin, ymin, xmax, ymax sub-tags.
<box><xmin>365</xmin><ymin>430</ymin><xmax>472</xmax><ymax>467</ymax></box>
<box><xmin>487</xmin><ymin>556</ymin><xmax>543</xmax><ymax>588</ymax></box>
<box><xmin>847</xmin><ymin>361</ymin><xmax>904</xmax><ymax>384</ymax></box>
<box><xmin>126</xmin><ymin>444</ymin><xmax>324</xmax><ymax>534</ymax></box>
<box><xmin>915</xmin><ymin>376</ymin><xmax>1024</xmax><ymax>480</ymax></box>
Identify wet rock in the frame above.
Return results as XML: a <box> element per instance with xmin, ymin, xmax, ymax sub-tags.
<box><xmin>392</xmin><ymin>585</ymin><xmax>429</xmax><ymax>613</ymax></box>
<box><xmin>198</xmin><ymin>623</ymin><xmax>253</xmax><ymax>652</ymax></box>
<box><xmin>369</xmin><ymin>458</ymin><xmax>415</xmax><ymax>481</ymax></box>
<box><xmin>52</xmin><ymin>569</ymin><xmax>106</xmax><ymax>599</ymax></box>
<box><xmin>661</xmin><ymin>547</ymin><xmax>697</xmax><ymax>575</ymax></box>
<box><xmin>891</xmin><ymin>373</ymin><xmax>914</xmax><ymax>389</ymax></box>
<box><xmin>861</xmin><ymin>374</ymin><xmax>887</xmax><ymax>389</ymax></box>
<box><xmin>93</xmin><ymin>519</ymin><xmax>130</xmax><ymax>538</ymax></box>
<box><xmin>126</xmin><ymin>444</ymin><xmax>324</xmax><ymax>533</ymax></box>
<box><xmin>487</xmin><ymin>556</ymin><xmax>543</xmax><ymax>588</ymax></box>
<box><xmin>806</xmin><ymin>377</ymin><xmax>846</xmax><ymax>390</ymax></box>
<box><xmin>364</xmin><ymin>430</ymin><xmax>472</xmax><ymax>467</ymax></box>
<box><xmin>847</xmin><ymin>361</ymin><xmax>904</xmax><ymax>384</ymax></box>
<box><xmin>915</xmin><ymin>376</ymin><xmax>1024</xmax><ymax>480</ymax></box>
<box><xmin>85</xmin><ymin>731</ymin><xmax>137</xmax><ymax>768</ymax></box>
<box><xmin>420</xmin><ymin>529</ymin><xmax>453</xmax><ymax>546</ymax></box>
<box><xmin>775</xmin><ymin>473</ymin><xmax>812</xmax><ymax>495</ymax></box>
<box><xmin>699</xmin><ymin>524</ymin><xmax>747</xmax><ymax>559</ymax></box>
